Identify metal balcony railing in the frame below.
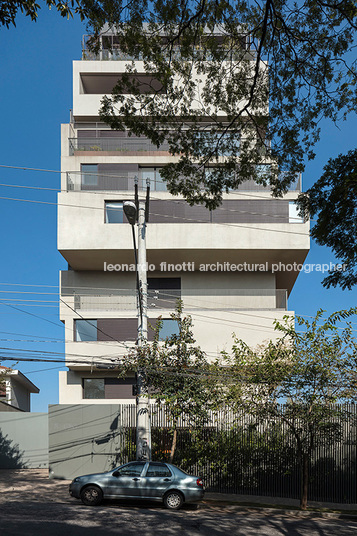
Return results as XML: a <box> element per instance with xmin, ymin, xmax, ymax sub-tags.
<box><xmin>234</xmin><ymin>174</ymin><xmax>302</xmax><ymax>192</ymax></box>
<box><xmin>66</xmin><ymin>170</ymin><xmax>301</xmax><ymax>193</ymax></box>
<box><xmin>69</xmin><ymin>137</ymin><xmax>170</xmax><ymax>155</ymax></box>
<box><xmin>66</xmin><ymin>171</ymin><xmax>167</xmax><ymax>192</ymax></box>
<box><xmin>65</xmin><ymin>289</ymin><xmax>287</xmax><ymax>312</ymax></box>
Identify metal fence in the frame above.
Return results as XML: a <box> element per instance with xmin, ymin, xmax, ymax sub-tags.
<box><xmin>49</xmin><ymin>403</ymin><xmax>357</xmax><ymax>502</ymax></box>
<box><xmin>149</xmin><ymin>405</ymin><xmax>357</xmax><ymax>503</ymax></box>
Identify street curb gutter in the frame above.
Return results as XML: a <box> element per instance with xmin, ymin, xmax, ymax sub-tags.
<box><xmin>199</xmin><ymin>500</ymin><xmax>357</xmax><ymax>520</ymax></box>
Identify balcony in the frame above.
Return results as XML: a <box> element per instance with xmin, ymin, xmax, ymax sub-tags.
<box><xmin>66</xmin><ymin>171</ymin><xmax>167</xmax><ymax>192</ymax></box>
<box><xmin>81</xmin><ymin>31</ymin><xmax>253</xmax><ymax>62</ymax></box>
<box><xmin>69</xmin><ymin>136</ymin><xmax>170</xmax><ymax>156</ymax></box>
<box><xmin>66</xmin><ymin>171</ymin><xmax>301</xmax><ymax>193</ymax></box>
<box><xmin>66</xmin><ymin>288</ymin><xmax>287</xmax><ymax>312</ymax></box>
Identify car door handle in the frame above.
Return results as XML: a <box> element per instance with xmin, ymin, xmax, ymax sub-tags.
<box><xmin>163</xmin><ymin>478</ymin><xmax>171</xmax><ymax>482</ymax></box>
<box><xmin>132</xmin><ymin>478</ymin><xmax>140</xmax><ymax>481</ymax></box>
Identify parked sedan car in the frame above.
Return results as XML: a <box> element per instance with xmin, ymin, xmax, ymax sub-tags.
<box><xmin>69</xmin><ymin>461</ymin><xmax>204</xmax><ymax>510</ymax></box>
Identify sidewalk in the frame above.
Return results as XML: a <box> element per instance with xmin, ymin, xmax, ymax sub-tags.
<box><xmin>203</xmin><ymin>491</ymin><xmax>357</xmax><ymax>518</ymax></box>
<box><xmin>1</xmin><ymin>469</ymin><xmax>357</xmax><ymax>517</ymax></box>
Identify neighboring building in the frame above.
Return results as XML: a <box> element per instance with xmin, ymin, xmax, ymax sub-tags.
<box><xmin>0</xmin><ymin>366</ymin><xmax>39</xmax><ymax>412</ymax></box>
<box><xmin>58</xmin><ymin>28</ymin><xmax>309</xmax><ymax>404</ymax></box>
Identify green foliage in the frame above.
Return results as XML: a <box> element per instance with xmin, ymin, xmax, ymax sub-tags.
<box><xmin>97</xmin><ymin>1</ymin><xmax>357</xmax><ymax>208</ymax></box>
<box><xmin>121</xmin><ymin>302</ymin><xmax>214</xmax><ymax>460</ymax></box>
<box><xmin>223</xmin><ymin>307</ymin><xmax>357</xmax><ymax>508</ymax></box>
<box><xmin>0</xmin><ymin>0</ymin><xmax>118</xmax><ymax>29</ymax></box>
<box><xmin>0</xmin><ymin>1</ymin><xmax>83</xmax><ymax>27</ymax></box>
<box><xmin>298</xmin><ymin>149</ymin><xmax>357</xmax><ymax>289</ymax></box>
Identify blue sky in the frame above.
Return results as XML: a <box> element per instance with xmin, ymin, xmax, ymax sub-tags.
<box><xmin>0</xmin><ymin>10</ymin><xmax>356</xmax><ymax>412</ymax></box>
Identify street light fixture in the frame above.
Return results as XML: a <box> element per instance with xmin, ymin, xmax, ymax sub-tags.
<box><xmin>123</xmin><ymin>201</ymin><xmax>137</xmax><ymax>226</ymax></box>
<box><xmin>123</xmin><ymin>201</ymin><xmax>142</xmax><ymax>323</ymax></box>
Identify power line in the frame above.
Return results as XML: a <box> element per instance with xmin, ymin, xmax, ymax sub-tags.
<box><xmin>0</xmin><ymin>164</ymin><xmax>64</xmax><ymax>174</ymax></box>
<box><xmin>0</xmin><ymin>301</ymin><xmax>133</xmax><ymax>351</ymax></box>
<box><xmin>59</xmin><ymin>298</ymin><xmax>133</xmax><ymax>352</ymax></box>
<box><xmin>0</xmin><ymin>163</ymin><xmax>301</xmax><ymax>201</ymax></box>
<box><xmin>0</xmin><ymin>181</ymin><xmax>306</xmax><ymax>222</ymax></box>
<box><xmin>0</xmin><ymin>282</ymin><xmax>355</xmax><ymax>332</ymax></box>
<box><xmin>0</xmin><ymin>192</ymin><xmax>311</xmax><ymax>237</ymax></box>
<box><xmin>0</xmin><ymin>173</ymin><xmax>311</xmax><ymax>231</ymax></box>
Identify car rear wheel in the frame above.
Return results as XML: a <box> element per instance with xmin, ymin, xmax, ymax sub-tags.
<box><xmin>164</xmin><ymin>491</ymin><xmax>184</xmax><ymax>510</ymax></box>
<box><xmin>80</xmin><ymin>485</ymin><xmax>103</xmax><ymax>506</ymax></box>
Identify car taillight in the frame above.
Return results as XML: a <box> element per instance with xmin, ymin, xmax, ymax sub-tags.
<box><xmin>196</xmin><ymin>478</ymin><xmax>203</xmax><ymax>487</ymax></box>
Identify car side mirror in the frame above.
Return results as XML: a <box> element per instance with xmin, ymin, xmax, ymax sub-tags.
<box><xmin>112</xmin><ymin>470</ymin><xmax>120</xmax><ymax>477</ymax></box>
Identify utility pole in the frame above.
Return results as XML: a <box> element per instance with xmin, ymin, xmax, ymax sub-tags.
<box><xmin>136</xmin><ymin>200</ymin><xmax>151</xmax><ymax>460</ymax></box>
<box><xmin>123</xmin><ymin>178</ymin><xmax>151</xmax><ymax>461</ymax></box>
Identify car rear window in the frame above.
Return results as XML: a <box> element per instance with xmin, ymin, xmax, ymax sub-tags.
<box><xmin>146</xmin><ymin>463</ymin><xmax>172</xmax><ymax>478</ymax></box>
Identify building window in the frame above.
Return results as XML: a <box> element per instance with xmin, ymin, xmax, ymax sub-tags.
<box><xmin>140</xmin><ymin>167</ymin><xmax>167</xmax><ymax>191</ymax></box>
<box><xmin>105</xmin><ymin>201</ymin><xmax>124</xmax><ymax>223</ymax></box>
<box><xmin>289</xmin><ymin>201</ymin><xmax>304</xmax><ymax>223</ymax></box>
<box><xmin>82</xmin><ymin>377</ymin><xmax>136</xmax><ymax>399</ymax></box>
<box><xmin>196</xmin><ymin>131</ymin><xmax>239</xmax><ymax>156</ymax></box>
<box><xmin>159</xmin><ymin>319</ymin><xmax>180</xmax><ymax>340</ymax></box>
<box><xmin>148</xmin><ymin>278</ymin><xmax>181</xmax><ymax>308</ymax></box>
<box><xmin>256</xmin><ymin>164</ymin><xmax>271</xmax><ymax>180</ymax></box>
<box><xmin>75</xmin><ymin>319</ymin><xmax>97</xmax><ymax>341</ymax></box>
<box><xmin>81</xmin><ymin>164</ymin><xmax>98</xmax><ymax>186</ymax></box>
<box><xmin>83</xmin><ymin>378</ymin><xmax>104</xmax><ymax>399</ymax></box>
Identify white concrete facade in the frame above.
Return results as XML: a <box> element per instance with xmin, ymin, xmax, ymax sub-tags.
<box><xmin>58</xmin><ymin>30</ymin><xmax>309</xmax><ymax>404</ymax></box>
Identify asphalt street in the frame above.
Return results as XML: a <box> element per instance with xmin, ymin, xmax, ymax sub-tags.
<box><xmin>1</xmin><ymin>470</ymin><xmax>357</xmax><ymax>535</ymax></box>
<box><xmin>2</xmin><ymin>500</ymin><xmax>357</xmax><ymax>536</ymax></box>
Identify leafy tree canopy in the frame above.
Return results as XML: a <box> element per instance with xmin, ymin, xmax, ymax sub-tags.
<box><xmin>0</xmin><ymin>1</ymin><xmax>119</xmax><ymax>29</ymax></box>
<box><xmin>298</xmin><ymin>149</ymin><xmax>357</xmax><ymax>289</ymax></box>
<box><xmin>119</xmin><ymin>302</ymin><xmax>214</xmax><ymax>461</ymax></box>
<box><xmin>95</xmin><ymin>0</ymin><xmax>357</xmax><ymax>209</ymax></box>
<box><xmin>222</xmin><ymin>307</ymin><xmax>357</xmax><ymax>508</ymax></box>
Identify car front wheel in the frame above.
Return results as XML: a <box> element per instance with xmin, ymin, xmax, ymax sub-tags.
<box><xmin>164</xmin><ymin>491</ymin><xmax>184</xmax><ymax>510</ymax></box>
<box><xmin>80</xmin><ymin>485</ymin><xmax>103</xmax><ymax>506</ymax></box>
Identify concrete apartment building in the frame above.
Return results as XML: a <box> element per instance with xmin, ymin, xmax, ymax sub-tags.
<box><xmin>57</xmin><ymin>28</ymin><xmax>310</xmax><ymax>404</ymax></box>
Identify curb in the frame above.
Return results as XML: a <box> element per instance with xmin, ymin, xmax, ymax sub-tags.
<box><xmin>199</xmin><ymin>500</ymin><xmax>357</xmax><ymax>520</ymax></box>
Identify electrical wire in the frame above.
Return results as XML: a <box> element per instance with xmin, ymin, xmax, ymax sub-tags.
<box><xmin>0</xmin><ymin>282</ymin><xmax>355</xmax><ymax>332</ymax></box>
<box><xmin>0</xmin><ymin>175</ymin><xmax>311</xmax><ymax>231</ymax></box>
<box><xmin>0</xmin><ymin>182</ymin><xmax>305</xmax><ymax>222</ymax></box>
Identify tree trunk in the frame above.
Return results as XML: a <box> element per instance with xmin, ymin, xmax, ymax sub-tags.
<box><xmin>169</xmin><ymin>428</ymin><xmax>177</xmax><ymax>463</ymax></box>
<box><xmin>300</xmin><ymin>453</ymin><xmax>309</xmax><ymax>510</ymax></box>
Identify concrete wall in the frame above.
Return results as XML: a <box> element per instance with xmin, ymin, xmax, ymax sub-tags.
<box><xmin>9</xmin><ymin>381</ymin><xmax>30</xmax><ymax>412</ymax></box>
<box><xmin>57</xmin><ymin>190</ymin><xmax>309</xmax><ymax>271</ymax></box>
<box><xmin>0</xmin><ymin>413</ymin><xmax>48</xmax><ymax>469</ymax></box>
<box><xmin>48</xmin><ymin>404</ymin><xmax>135</xmax><ymax>480</ymax></box>
<box><xmin>72</xmin><ymin>60</ymin><xmax>268</xmax><ymax>120</ymax></box>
